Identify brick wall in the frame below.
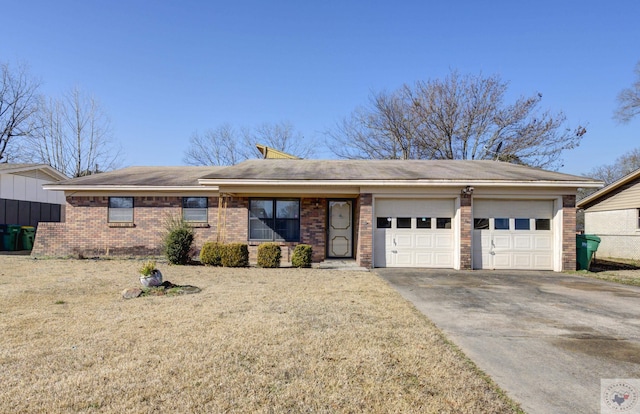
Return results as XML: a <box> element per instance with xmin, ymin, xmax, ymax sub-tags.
<box><xmin>32</xmin><ymin>195</ymin><xmax>331</xmax><ymax>264</ymax></box>
<box><xmin>459</xmin><ymin>194</ymin><xmax>472</xmax><ymax>269</ymax></box>
<box><xmin>356</xmin><ymin>194</ymin><xmax>373</xmax><ymax>268</ymax></box>
<box><xmin>33</xmin><ymin>195</ymin><xmax>220</xmax><ymax>258</ymax></box>
<box><xmin>562</xmin><ymin>195</ymin><xmax>577</xmax><ymax>270</ymax></box>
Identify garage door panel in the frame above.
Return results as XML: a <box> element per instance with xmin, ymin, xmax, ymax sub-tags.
<box><xmin>375</xmin><ymin>198</ymin><xmax>455</xmax><ymax>268</ymax></box>
<box><xmin>534</xmin><ymin>236</ymin><xmax>552</xmax><ymax>249</ymax></box>
<box><xmin>395</xmin><ymin>252</ymin><xmax>412</xmax><ymax>265</ymax></box>
<box><xmin>395</xmin><ymin>233</ymin><xmax>413</xmax><ymax>247</ymax></box>
<box><xmin>415</xmin><ymin>234</ymin><xmax>434</xmax><ymax>248</ymax></box>
<box><xmin>513</xmin><ymin>254</ymin><xmax>532</xmax><ymax>268</ymax></box>
<box><xmin>434</xmin><ymin>253</ymin><xmax>454</xmax><ymax>267</ymax></box>
<box><xmin>493</xmin><ymin>234</ymin><xmax>512</xmax><ymax>249</ymax></box>
<box><xmin>534</xmin><ymin>255</ymin><xmax>553</xmax><ymax>268</ymax></box>
<box><xmin>493</xmin><ymin>254</ymin><xmax>511</xmax><ymax>268</ymax></box>
<box><xmin>415</xmin><ymin>253</ymin><xmax>433</xmax><ymax>266</ymax></box>
<box><xmin>435</xmin><ymin>234</ymin><xmax>453</xmax><ymax>248</ymax></box>
<box><xmin>513</xmin><ymin>235</ymin><xmax>533</xmax><ymax>249</ymax></box>
<box><xmin>473</xmin><ymin>199</ymin><xmax>555</xmax><ymax>270</ymax></box>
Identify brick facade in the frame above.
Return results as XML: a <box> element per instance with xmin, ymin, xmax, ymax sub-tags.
<box><xmin>32</xmin><ymin>192</ymin><xmax>579</xmax><ymax>271</ymax></box>
<box><xmin>356</xmin><ymin>194</ymin><xmax>373</xmax><ymax>268</ymax></box>
<box><xmin>32</xmin><ymin>195</ymin><xmax>332</xmax><ymax>264</ymax></box>
<box><xmin>459</xmin><ymin>193</ymin><xmax>472</xmax><ymax>270</ymax></box>
<box><xmin>562</xmin><ymin>195</ymin><xmax>577</xmax><ymax>270</ymax></box>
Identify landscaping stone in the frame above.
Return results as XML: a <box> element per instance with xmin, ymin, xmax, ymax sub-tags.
<box><xmin>122</xmin><ymin>288</ymin><xmax>143</xmax><ymax>299</ymax></box>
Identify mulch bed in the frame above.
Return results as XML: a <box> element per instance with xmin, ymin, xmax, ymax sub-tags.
<box><xmin>122</xmin><ymin>281</ymin><xmax>201</xmax><ymax>299</ymax></box>
<box><xmin>589</xmin><ymin>258</ymin><xmax>640</xmax><ymax>272</ymax></box>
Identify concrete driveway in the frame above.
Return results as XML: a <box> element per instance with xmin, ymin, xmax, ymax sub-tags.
<box><xmin>375</xmin><ymin>269</ymin><xmax>640</xmax><ymax>414</ymax></box>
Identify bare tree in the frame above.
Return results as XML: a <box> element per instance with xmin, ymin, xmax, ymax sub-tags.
<box><xmin>327</xmin><ymin>70</ymin><xmax>587</xmax><ymax>170</ymax></box>
<box><xmin>25</xmin><ymin>87</ymin><xmax>121</xmax><ymax>177</ymax></box>
<box><xmin>0</xmin><ymin>62</ymin><xmax>41</xmax><ymax>163</ymax></box>
<box><xmin>183</xmin><ymin>121</ymin><xmax>315</xmax><ymax>166</ymax></box>
<box><xmin>578</xmin><ymin>147</ymin><xmax>640</xmax><ymax>201</ymax></box>
<box><xmin>242</xmin><ymin>121</ymin><xmax>315</xmax><ymax>159</ymax></box>
<box><xmin>614</xmin><ymin>61</ymin><xmax>640</xmax><ymax>123</ymax></box>
<box><xmin>183</xmin><ymin>124</ymin><xmax>243</xmax><ymax>166</ymax></box>
<box><xmin>586</xmin><ymin>147</ymin><xmax>640</xmax><ymax>185</ymax></box>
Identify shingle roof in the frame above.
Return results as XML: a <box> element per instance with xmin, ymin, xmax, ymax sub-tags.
<box><xmin>0</xmin><ymin>163</ymin><xmax>68</xmax><ymax>181</ymax></box>
<box><xmin>45</xmin><ymin>166</ymin><xmax>222</xmax><ymax>187</ymax></box>
<box><xmin>577</xmin><ymin>167</ymin><xmax>640</xmax><ymax>208</ymax></box>
<box><xmin>201</xmin><ymin>159</ymin><xmax>596</xmax><ymax>182</ymax></box>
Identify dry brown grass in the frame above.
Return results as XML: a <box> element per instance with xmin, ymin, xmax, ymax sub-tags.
<box><xmin>0</xmin><ymin>256</ymin><xmax>520</xmax><ymax>413</ymax></box>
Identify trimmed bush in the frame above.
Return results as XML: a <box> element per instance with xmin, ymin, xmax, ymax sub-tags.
<box><xmin>221</xmin><ymin>243</ymin><xmax>249</xmax><ymax>267</ymax></box>
<box><xmin>200</xmin><ymin>242</ymin><xmax>224</xmax><ymax>266</ymax></box>
<box><xmin>257</xmin><ymin>243</ymin><xmax>281</xmax><ymax>268</ymax></box>
<box><xmin>292</xmin><ymin>244</ymin><xmax>312</xmax><ymax>268</ymax></box>
<box><xmin>163</xmin><ymin>216</ymin><xmax>195</xmax><ymax>265</ymax></box>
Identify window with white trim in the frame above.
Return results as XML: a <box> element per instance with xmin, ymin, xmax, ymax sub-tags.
<box><xmin>183</xmin><ymin>197</ymin><xmax>208</xmax><ymax>222</ymax></box>
<box><xmin>108</xmin><ymin>197</ymin><xmax>133</xmax><ymax>222</ymax></box>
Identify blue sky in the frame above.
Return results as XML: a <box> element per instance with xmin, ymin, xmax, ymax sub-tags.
<box><xmin>3</xmin><ymin>0</ymin><xmax>639</xmax><ymax>175</ymax></box>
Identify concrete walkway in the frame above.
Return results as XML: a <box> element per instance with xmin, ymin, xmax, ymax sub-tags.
<box><xmin>375</xmin><ymin>269</ymin><xmax>640</xmax><ymax>414</ymax></box>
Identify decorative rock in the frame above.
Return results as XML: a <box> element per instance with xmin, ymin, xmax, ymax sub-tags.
<box><xmin>122</xmin><ymin>287</ymin><xmax>143</xmax><ymax>299</ymax></box>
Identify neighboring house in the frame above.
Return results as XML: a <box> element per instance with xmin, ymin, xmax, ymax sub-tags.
<box><xmin>577</xmin><ymin>167</ymin><xmax>640</xmax><ymax>260</ymax></box>
<box><xmin>34</xmin><ymin>159</ymin><xmax>601</xmax><ymax>271</ymax></box>
<box><xmin>0</xmin><ymin>164</ymin><xmax>68</xmax><ymax>226</ymax></box>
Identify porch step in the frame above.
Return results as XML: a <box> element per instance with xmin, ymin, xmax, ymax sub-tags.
<box><xmin>315</xmin><ymin>259</ymin><xmax>369</xmax><ymax>272</ymax></box>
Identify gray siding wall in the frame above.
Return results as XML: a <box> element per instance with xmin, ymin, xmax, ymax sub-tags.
<box><xmin>584</xmin><ymin>209</ymin><xmax>640</xmax><ymax>260</ymax></box>
<box><xmin>586</xmin><ymin>179</ymin><xmax>640</xmax><ymax>212</ymax></box>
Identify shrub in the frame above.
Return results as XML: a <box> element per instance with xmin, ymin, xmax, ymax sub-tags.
<box><xmin>257</xmin><ymin>243</ymin><xmax>281</xmax><ymax>268</ymax></box>
<box><xmin>221</xmin><ymin>243</ymin><xmax>249</xmax><ymax>267</ymax></box>
<box><xmin>163</xmin><ymin>216</ymin><xmax>194</xmax><ymax>265</ymax></box>
<box><xmin>292</xmin><ymin>244</ymin><xmax>312</xmax><ymax>268</ymax></box>
<box><xmin>200</xmin><ymin>242</ymin><xmax>224</xmax><ymax>266</ymax></box>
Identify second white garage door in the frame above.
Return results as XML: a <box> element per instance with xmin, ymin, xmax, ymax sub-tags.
<box><xmin>472</xmin><ymin>199</ymin><xmax>554</xmax><ymax>270</ymax></box>
<box><xmin>374</xmin><ymin>199</ymin><xmax>455</xmax><ymax>268</ymax></box>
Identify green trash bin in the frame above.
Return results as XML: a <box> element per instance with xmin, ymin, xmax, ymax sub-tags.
<box><xmin>576</xmin><ymin>234</ymin><xmax>601</xmax><ymax>270</ymax></box>
<box><xmin>0</xmin><ymin>225</ymin><xmax>6</xmax><ymax>250</ymax></box>
<box><xmin>0</xmin><ymin>224</ymin><xmax>22</xmax><ymax>251</ymax></box>
<box><xmin>20</xmin><ymin>226</ymin><xmax>36</xmax><ymax>251</ymax></box>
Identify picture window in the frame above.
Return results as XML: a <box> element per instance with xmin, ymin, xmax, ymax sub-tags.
<box><xmin>249</xmin><ymin>199</ymin><xmax>300</xmax><ymax>241</ymax></box>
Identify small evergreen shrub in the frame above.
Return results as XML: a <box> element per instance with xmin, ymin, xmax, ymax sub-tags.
<box><xmin>257</xmin><ymin>243</ymin><xmax>281</xmax><ymax>268</ymax></box>
<box><xmin>221</xmin><ymin>243</ymin><xmax>249</xmax><ymax>267</ymax></box>
<box><xmin>163</xmin><ymin>216</ymin><xmax>195</xmax><ymax>265</ymax></box>
<box><xmin>292</xmin><ymin>244</ymin><xmax>312</xmax><ymax>268</ymax></box>
<box><xmin>200</xmin><ymin>242</ymin><xmax>224</xmax><ymax>266</ymax></box>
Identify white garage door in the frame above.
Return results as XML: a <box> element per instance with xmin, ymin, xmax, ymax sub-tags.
<box><xmin>374</xmin><ymin>199</ymin><xmax>455</xmax><ymax>268</ymax></box>
<box><xmin>473</xmin><ymin>200</ymin><xmax>554</xmax><ymax>270</ymax></box>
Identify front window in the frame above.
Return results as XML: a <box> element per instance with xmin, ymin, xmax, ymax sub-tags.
<box><xmin>183</xmin><ymin>197</ymin><xmax>208</xmax><ymax>222</ymax></box>
<box><xmin>108</xmin><ymin>197</ymin><xmax>133</xmax><ymax>222</ymax></box>
<box><xmin>249</xmin><ymin>199</ymin><xmax>300</xmax><ymax>241</ymax></box>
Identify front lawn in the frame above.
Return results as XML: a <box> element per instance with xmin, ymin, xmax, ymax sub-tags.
<box><xmin>0</xmin><ymin>257</ymin><xmax>520</xmax><ymax>413</ymax></box>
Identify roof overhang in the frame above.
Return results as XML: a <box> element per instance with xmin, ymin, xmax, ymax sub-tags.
<box><xmin>200</xmin><ymin>179</ymin><xmax>603</xmax><ymax>188</ymax></box>
<box><xmin>577</xmin><ymin>168</ymin><xmax>640</xmax><ymax>208</ymax></box>
<box><xmin>1</xmin><ymin>164</ymin><xmax>68</xmax><ymax>181</ymax></box>
<box><xmin>42</xmin><ymin>185</ymin><xmax>220</xmax><ymax>192</ymax></box>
